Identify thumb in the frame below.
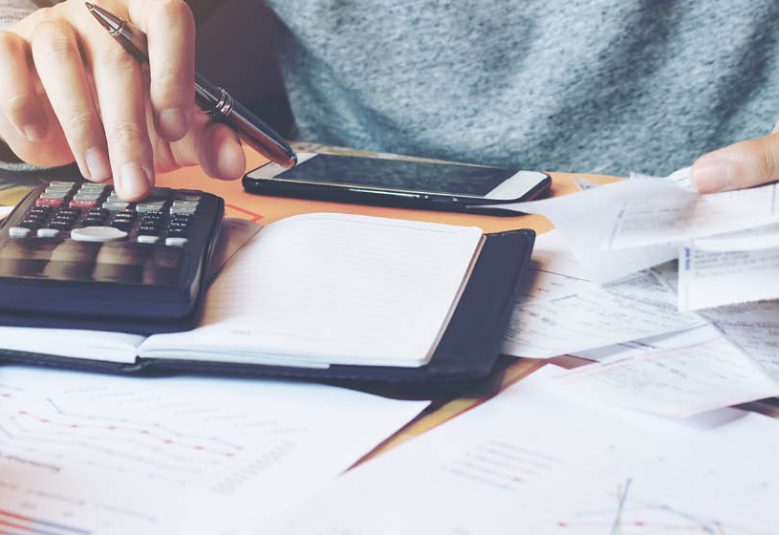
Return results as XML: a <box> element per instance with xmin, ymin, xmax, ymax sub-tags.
<box><xmin>150</xmin><ymin>108</ymin><xmax>246</xmax><ymax>180</ymax></box>
<box><xmin>692</xmin><ymin>132</ymin><xmax>779</xmax><ymax>193</ymax></box>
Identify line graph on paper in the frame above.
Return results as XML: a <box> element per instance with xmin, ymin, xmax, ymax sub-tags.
<box><xmin>554</xmin><ymin>477</ymin><xmax>767</xmax><ymax>535</ymax></box>
<box><xmin>0</xmin><ymin>373</ymin><xmax>311</xmax><ymax>533</ymax></box>
<box><xmin>0</xmin><ymin>381</ymin><xmax>304</xmax><ymax>485</ymax></box>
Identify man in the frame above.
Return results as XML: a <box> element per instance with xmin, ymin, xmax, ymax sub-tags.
<box><xmin>0</xmin><ymin>0</ymin><xmax>778</xmax><ymax>200</ymax></box>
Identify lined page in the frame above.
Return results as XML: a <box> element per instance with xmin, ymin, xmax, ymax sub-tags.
<box><xmin>141</xmin><ymin>213</ymin><xmax>483</xmax><ymax>367</ymax></box>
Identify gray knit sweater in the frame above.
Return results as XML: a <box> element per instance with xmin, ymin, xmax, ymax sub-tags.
<box><xmin>2</xmin><ymin>0</ymin><xmax>779</xmax><ymax>177</ymax></box>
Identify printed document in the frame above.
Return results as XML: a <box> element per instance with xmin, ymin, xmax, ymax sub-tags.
<box><xmin>494</xmin><ymin>179</ymin><xmax>680</xmax><ymax>283</ymax></box>
<box><xmin>0</xmin><ymin>366</ymin><xmax>427</xmax><ymax>534</ymax></box>
<box><xmin>504</xmin><ymin>232</ymin><xmax>703</xmax><ymax>358</ymax></box>
<box><xmin>269</xmin><ymin>367</ymin><xmax>779</xmax><ymax>535</ymax></box>
<box><xmin>555</xmin><ymin>325</ymin><xmax>779</xmax><ymax>417</ymax></box>
<box><xmin>608</xmin><ymin>183</ymin><xmax>779</xmax><ymax>250</ymax></box>
<box><xmin>703</xmin><ymin>301</ymin><xmax>779</xmax><ymax>382</ymax></box>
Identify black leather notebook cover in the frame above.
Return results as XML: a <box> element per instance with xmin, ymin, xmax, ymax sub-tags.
<box><xmin>0</xmin><ymin>229</ymin><xmax>535</xmax><ymax>394</ymax></box>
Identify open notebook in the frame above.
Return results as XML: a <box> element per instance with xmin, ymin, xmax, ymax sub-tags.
<box><xmin>0</xmin><ymin>213</ymin><xmax>535</xmax><ymax>384</ymax></box>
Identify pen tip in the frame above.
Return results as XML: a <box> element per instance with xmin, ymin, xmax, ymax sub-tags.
<box><xmin>84</xmin><ymin>1</ymin><xmax>94</xmax><ymax>9</ymax></box>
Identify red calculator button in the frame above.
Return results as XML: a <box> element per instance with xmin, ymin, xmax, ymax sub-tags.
<box><xmin>36</xmin><ymin>198</ymin><xmax>64</xmax><ymax>208</ymax></box>
<box><xmin>70</xmin><ymin>199</ymin><xmax>98</xmax><ymax>208</ymax></box>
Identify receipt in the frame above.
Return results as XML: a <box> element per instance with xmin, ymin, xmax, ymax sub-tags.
<box><xmin>519</xmin><ymin>230</ymin><xmax>594</xmax><ymax>301</ymax></box>
<box><xmin>703</xmin><ymin>301</ymin><xmax>779</xmax><ymax>382</ymax></box>
<box><xmin>631</xmin><ymin>166</ymin><xmax>694</xmax><ymax>190</ymax></box>
<box><xmin>495</xmin><ymin>179</ymin><xmax>680</xmax><ymax>283</ymax></box>
<box><xmin>555</xmin><ymin>325</ymin><xmax>779</xmax><ymax>417</ymax></box>
<box><xmin>607</xmin><ymin>183</ymin><xmax>779</xmax><ymax>250</ymax></box>
<box><xmin>678</xmin><ymin>245</ymin><xmax>779</xmax><ymax>310</ymax></box>
<box><xmin>504</xmin><ymin>271</ymin><xmax>704</xmax><ymax>358</ymax></box>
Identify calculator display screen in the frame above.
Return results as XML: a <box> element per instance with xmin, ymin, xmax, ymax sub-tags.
<box><xmin>275</xmin><ymin>155</ymin><xmax>516</xmax><ymax>196</ymax></box>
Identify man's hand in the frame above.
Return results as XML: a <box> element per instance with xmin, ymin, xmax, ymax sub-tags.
<box><xmin>692</xmin><ymin>125</ymin><xmax>779</xmax><ymax>193</ymax></box>
<box><xmin>0</xmin><ymin>0</ymin><xmax>245</xmax><ymax>201</ymax></box>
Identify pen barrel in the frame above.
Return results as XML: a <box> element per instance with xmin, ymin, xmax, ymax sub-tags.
<box><xmin>115</xmin><ymin>20</ymin><xmax>148</xmax><ymax>63</ymax></box>
<box><xmin>195</xmin><ymin>74</ymin><xmax>296</xmax><ymax>168</ymax></box>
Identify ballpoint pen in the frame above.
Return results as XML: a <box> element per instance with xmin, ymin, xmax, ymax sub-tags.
<box><xmin>85</xmin><ymin>2</ymin><xmax>297</xmax><ymax>169</ymax></box>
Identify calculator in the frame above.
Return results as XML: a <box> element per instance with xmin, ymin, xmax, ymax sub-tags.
<box><xmin>0</xmin><ymin>180</ymin><xmax>224</xmax><ymax>333</ymax></box>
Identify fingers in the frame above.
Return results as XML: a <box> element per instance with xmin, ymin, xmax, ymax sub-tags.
<box><xmin>86</xmin><ymin>33</ymin><xmax>154</xmax><ymax>200</ymax></box>
<box><xmin>200</xmin><ymin>122</ymin><xmax>246</xmax><ymax>180</ymax></box>
<box><xmin>163</xmin><ymin>109</ymin><xmax>245</xmax><ymax>180</ymax></box>
<box><xmin>692</xmin><ymin>133</ymin><xmax>779</xmax><ymax>193</ymax></box>
<box><xmin>134</xmin><ymin>0</ymin><xmax>196</xmax><ymax>141</ymax></box>
<box><xmin>28</xmin><ymin>19</ymin><xmax>112</xmax><ymax>182</ymax></box>
<box><xmin>0</xmin><ymin>31</ymin><xmax>47</xmax><ymax>142</ymax></box>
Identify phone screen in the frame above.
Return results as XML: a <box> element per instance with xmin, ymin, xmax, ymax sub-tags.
<box><xmin>273</xmin><ymin>155</ymin><xmax>516</xmax><ymax>196</ymax></box>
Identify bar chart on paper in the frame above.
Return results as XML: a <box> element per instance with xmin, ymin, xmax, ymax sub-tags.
<box><xmin>0</xmin><ymin>366</ymin><xmax>427</xmax><ymax>534</ymax></box>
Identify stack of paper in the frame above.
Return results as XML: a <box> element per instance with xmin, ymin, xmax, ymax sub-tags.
<box><xmin>495</xmin><ymin>172</ymin><xmax>779</xmax><ymax>417</ymax></box>
<box><xmin>268</xmin><ymin>366</ymin><xmax>779</xmax><ymax>534</ymax></box>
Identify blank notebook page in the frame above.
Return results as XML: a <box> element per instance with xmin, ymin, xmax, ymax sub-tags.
<box><xmin>140</xmin><ymin>213</ymin><xmax>483</xmax><ymax>367</ymax></box>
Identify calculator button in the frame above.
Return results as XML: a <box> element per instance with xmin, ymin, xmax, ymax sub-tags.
<box><xmin>78</xmin><ymin>184</ymin><xmax>106</xmax><ymax>192</ymax></box>
<box><xmin>70</xmin><ymin>200</ymin><xmax>98</xmax><ymax>209</ymax></box>
<box><xmin>40</xmin><ymin>192</ymin><xmax>68</xmax><ymax>200</ymax></box>
<box><xmin>170</xmin><ymin>206</ymin><xmax>197</xmax><ymax>215</ymax></box>
<box><xmin>36</xmin><ymin>228</ymin><xmax>59</xmax><ymax>238</ymax></box>
<box><xmin>137</xmin><ymin>235</ymin><xmax>160</xmax><ymax>244</ymax></box>
<box><xmin>71</xmin><ymin>226</ymin><xmax>128</xmax><ymax>242</ymax></box>
<box><xmin>173</xmin><ymin>193</ymin><xmax>201</xmax><ymax>202</ymax></box>
<box><xmin>72</xmin><ymin>193</ymin><xmax>101</xmax><ymax>201</ymax></box>
<box><xmin>35</xmin><ymin>198</ymin><xmax>64</xmax><ymax>208</ymax></box>
<box><xmin>136</xmin><ymin>202</ymin><xmax>166</xmax><ymax>213</ymax></box>
<box><xmin>103</xmin><ymin>201</ymin><xmax>130</xmax><ymax>211</ymax></box>
<box><xmin>165</xmin><ymin>237</ymin><xmax>188</xmax><ymax>247</ymax></box>
<box><xmin>8</xmin><ymin>227</ymin><xmax>31</xmax><ymax>238</ymax></box>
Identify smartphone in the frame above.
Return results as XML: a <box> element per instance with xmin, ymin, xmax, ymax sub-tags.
<box><xmin>242</xmin><ymin>152</ymin><xmax>551</xmax><ymax>215</ymax></box>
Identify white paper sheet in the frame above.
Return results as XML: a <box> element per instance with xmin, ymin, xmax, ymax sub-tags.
<box><xmin>0</xmin><ymin>366</ymin><xmax>427</xmax><ymax>534</ymax></box>
<box><xmin>693</xmin><ymin>222</ymin><xmax>779</xmax><ymax>252</ymax></box>
<box><xmin>631</xmin><ymin>166</ymin><xmax>693</xmax><ymax>190</ymax></box>
<box><xmin>608</xmin><ymin>183</ymin><xmax>779</xmax><ymax>250</ymax></box>
<box><xmin>678</xmin><ymin>244</ymin><xmax>779</xmax><ymax>310</ymax></box>
<box><xmin>555</xmin><ymin>325</ymin><xmax>779</xmax><ymax>417</ymax></box>
<box><xmin>269</xmin><ymin>366</ymin><xmax>779</xmax><ymax>535</ymax></box>
<box><xmin>141</xmin><ymin>213</ymin><xmax>482</xmax><ymax>368</ymax></box>
<box><xmin>490</xmin><ymin>179</ymin><xmax>680</xmax><ymax>283</ymax></box>
<box><xmin>703</xmin><ymin>301</ymin><xmax>779</xmax><ymax>382</ymax></box>
<box><xmin>519</xmin><ymin>230</ymin><xmax>594</xmax><ymax>301</ymax></box>
<box><xmin>504</xmin><ymin>270</ymin><xmax>704</xmax><ymax>358</ymax></box>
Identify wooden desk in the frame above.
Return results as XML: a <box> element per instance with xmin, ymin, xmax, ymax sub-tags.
<box><xmin>155</xmin><ymin>147</ymin><xmax>615</xmax><ymax>459</ymax></box>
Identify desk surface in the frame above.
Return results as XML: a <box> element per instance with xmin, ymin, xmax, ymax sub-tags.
<box><xmin>155</xmin><ymin>147</ymin><xmax>617</xmax><ymax>460</ymax></box>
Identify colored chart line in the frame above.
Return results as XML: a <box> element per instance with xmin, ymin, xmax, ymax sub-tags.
<box><xmin>0</xmin><ymin>509</ymin><xmax>90</xmax><ymax>535</ymax></box>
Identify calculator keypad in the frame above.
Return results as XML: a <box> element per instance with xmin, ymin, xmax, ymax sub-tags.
<box><xmin>8</xmin><ymin>181</ymin><xmax>201</xmax><ymax>246</ymax></box>
<box><xmin>1</xmin><ymin>181</ymin><xmax>209</xmax><ymax>286</ymax></box>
